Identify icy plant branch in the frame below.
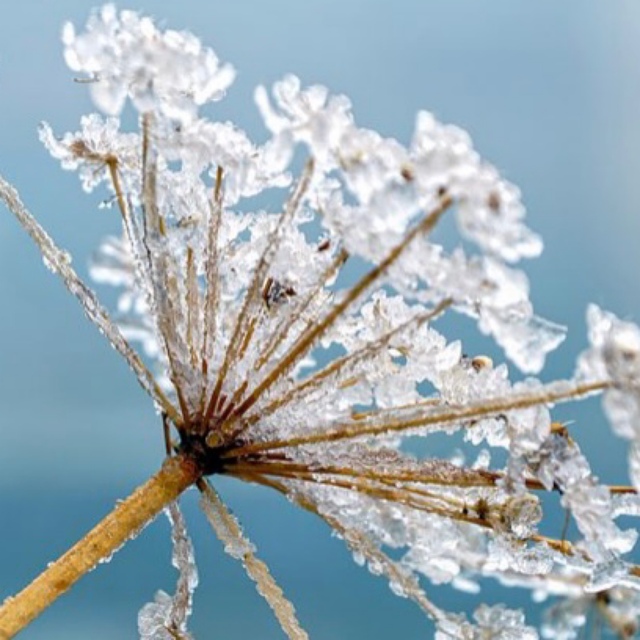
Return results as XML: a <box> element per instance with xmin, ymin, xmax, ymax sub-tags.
<box><xmin>198</xmin><ymin>480</ymin><xmax>309</xmax><ymax>640</ymax></box>
<box><xmin>0</xmin><ymin>456</ymin><xmax>200</xmax><ymax>639</ymax></box>
<box><xmin>1</xmin><ymin>4</ymin><xmax>640</xmax><ymax>639</ymax></box>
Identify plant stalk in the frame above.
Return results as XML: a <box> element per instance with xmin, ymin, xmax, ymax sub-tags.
<box><xmin>0</xmin><ymin>455</ymin><xmax>201</xmax><ymax>639</ymax></box>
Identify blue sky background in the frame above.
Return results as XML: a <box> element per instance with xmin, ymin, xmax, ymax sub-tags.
<box><xmin>1</xmin><ymin>1</ymin><xmax>640</xmax><ymax>638</ymax></box>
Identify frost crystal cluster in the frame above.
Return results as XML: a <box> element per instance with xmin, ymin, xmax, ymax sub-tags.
<box><xmin>3</xmin><ymin>5</ymin><xmax>640</xmax><ymax>639</ymax></box>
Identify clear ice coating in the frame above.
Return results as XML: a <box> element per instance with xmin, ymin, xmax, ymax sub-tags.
<box><xmin>0</xmin><ymin>3</ymin><xmax>633</xmax><ymax>638</ymax></box>
<box><xmin>137</xmin><ymin>504</ymin><xmax>197</xmax><ymax>640</ymax></box>
<box><xmin>577</xmin><ymin>305</ymin><xmax>640</xmax><ymax>492</ymax></box>
<box><xmin>62</xmin><ymin>4</ymin><xmax>235</xmax><ymax>120</ymax></box>
<box><xmin>436</xmin><ymin>604</ymin><xmax>539</xmax><ymax>639</ymax></box>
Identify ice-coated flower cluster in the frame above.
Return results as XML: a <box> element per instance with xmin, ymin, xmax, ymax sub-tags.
<box><xmin>62</xmin><ymin>4</ymin><xmax>235</xmax><ymax>120</ymax></box>
<box><xmin>5</xmin><ymin>4</ymin><xmax>635</xmax><ymax>638</ymax></box>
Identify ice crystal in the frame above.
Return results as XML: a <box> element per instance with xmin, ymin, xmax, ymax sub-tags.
<box><xmin>542</xmin><ymin>587</ymin><xmax>640</xmax><ymax>639</ymax></box>
<box><xmin>138</xmin><ymin>503</ymin><xmax>197</xmax><ymax>639</ymax></box>
<box><xmin>3</xmin><ymin>4</ymin><xmax>640</xmax><ymax>639</ymax></box>
<box><xmin>577</xmin><ymin>305</ymin><xmax>640</xmax><ymax>491</ymax></box>
<box><xmin>436</xmin><ymin>604</ymin><xmax>539</xmax><ymax>639</ymax></box>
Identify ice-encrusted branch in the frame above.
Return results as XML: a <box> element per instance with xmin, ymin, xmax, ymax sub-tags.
<box><xmin>0</xmin><ymin>456</ymin><xmax>200</xmax><ymax>639</ymax></box>
<box><xmin>225</xmin><ymin>379</ymin><xmax>609</xmax><ymax>457</ymax></box>
<box><xmin>0</xmin><ymin>173</ymin><xmax>181</xmax><ymax>426</ymax></box>
<box><xmin>227</xmin><ymin>194</ymin><xmax>452</xmax><ymax>424</ymax></box>
<box><xmin>138</xmin><ymin>502</ymin><xmax>198</xmax><ymax>640</ymax></box>
<box><xmin>254</xmin><ymin>473</ymin><xmax>445</xmax><ymax>622</ymax></box>
<box><xmin>197</xmin><ymin>480</ymin><xmax>309</xmax><ymax>640</ymax></box>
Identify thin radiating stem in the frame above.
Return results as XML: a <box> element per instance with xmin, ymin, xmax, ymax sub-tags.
<box><xmin>230</xmin><ymin>461</ymin><xmax>491</xmax><ymax>529</ymax></box>
<box><xmin>140</xmin><ymin>113</ymin><xmax>193</xmax><ymax>426</ymax></box>
<box><xmin>106</xmin><ymin>159</ymin><xmax>130</xmax><ymax>223</ymax></box>
<box><xmin>233</xmin><ymin>456</ymin><xmax>500</xmax><ymax>490</ymax></box>
<box><xmin>163</xmin><ymin>502</ymin><xmax>197</xmax><ymax>637</ymax></box>
<box><xmin>227</xmin><ymin>195</ymin><xmax>453</xmax><ymax>426</ymax></box>
<box><xmin>241</xmin><ymin>297</ymin><xmax>452</xmax><ymax>432</ymax></box>
<box><xmin>245</xmin><ymin>470</ymin><xmax>640</xmax><ymax>588</ymax></box>
<box><xmin>199</xmin><ymin>167</ymin><xmax>224</xmax><ymax>414</ymax></box>
<box><xmin>203</xmin><ymin>158</ymin><xmax>315</xmax><ymax>426</ymax></box>
<box><xmin>0</xmin><ymin>172</ymin><xmax>181</xmax><ymax>426</ymax></box>
<box><xmin>251</xmin><ymin>474</ymin><xmax>444</xmax><ymax>623</ymax></box>
<box><xmin>226</xmin><ymin>379</ymin><xmax>609</xmax><ymax>457</ymax></box>
<box><xmin>185</xmin><ymin>246</ymin><xmax>200</xmax><ymax>370</ymax></box>
<box><xmin>252</xmin><ymin>246</ymin><xmax>349</xmax><ymax>372</ymax></box>
<box><xmin>197</xmin><ymin>480</ymin><xmax>309</xmax><ymax>640</ymax></box>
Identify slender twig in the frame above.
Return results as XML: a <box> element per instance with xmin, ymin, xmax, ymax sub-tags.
<box><xmin>185</xmin><ymin>246</ymin><xmax>200</xmax><ymax>370</ymax></box>
<box><xmin>227</xmin><ymin>195</ymin><xmax>453</xmax><ymax>426</ymax></box>
<box><xmin>251</xmin><ymin>473</ymin><xmax>445</xmax><ymax>622</ymax></box>
<box><xmin>230</xmin><ymin>455</ymin><xmax>637</xmax><ymax>497</ymax></box>
<box><xmin>105</xmin><ymin>159</ymin><xmax>130</xmax><ymax>223</ymax></box>
<box><xmin>197</xmin><ymin>479</ymin><xmax>309</xmax><ymax>640</ymax></box>
<box><xmin>253</xmin><ymin>247</ymin><xmax>349</xmax><ymax>372</ymax></box>
<box><xmin>203</xmin><ymin>158</ymin><xmax>315</xmax><ymax>426</ymax></box>
<box><xmin>241</xmin><ymin>297</ymin><xmax>453</xmax><ymax>431</ymax></box>
<box><xmin>243</xmin><ymin>468</ymin><xmax>640</xmax><ymax>588</ymax></box>
<box><xmin>199</xmin><ymin>167</ymin><xmax>225</xmax><ymax>413</ymax></box>
<box><xmin>230</xmin><ymin>461</ymin><xmax>491</xmax><ymax>529</ymax></box>
<box><xmin>140</xmin><ymin>114</ymin><xmax>192</xmax><ymax>427</ymax></box>
<box><xmin>0</xmin><ymin>172</ymin><xmax>181</xmax><ymax>426</ymax></box>
<box><xmin>225</xmin><ymin>380</ymin><xmax>609</xmax><ymax>457</ymax></box>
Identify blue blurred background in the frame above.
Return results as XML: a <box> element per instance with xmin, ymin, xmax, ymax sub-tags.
<box><xmin>1</xmin><ymin>1</ymin><xmax>640</xmax><ymax>638</ymax></box>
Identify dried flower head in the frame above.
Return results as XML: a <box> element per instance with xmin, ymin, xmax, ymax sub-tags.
<box><xmin>2</xmin><ymin>5</ymin><xmax>640</xmax><ymax>639</ymax></box>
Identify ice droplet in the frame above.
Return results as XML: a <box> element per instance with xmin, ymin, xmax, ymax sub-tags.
<box><xmin>42</xmin><ymin>250</ymin><xmax>71</xmax><ymax>273</ymax></box>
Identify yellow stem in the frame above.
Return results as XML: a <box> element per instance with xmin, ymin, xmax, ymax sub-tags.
<box><xmin>0</xmin><ymin>455</ymin><xmax>200</xmax><ymax>639</ymax></box>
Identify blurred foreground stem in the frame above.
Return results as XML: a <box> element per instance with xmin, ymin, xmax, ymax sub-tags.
<box><xmin>0</xmin><ymin>455</ymin><xmax>200</xmax><ymax>639</ymax></box>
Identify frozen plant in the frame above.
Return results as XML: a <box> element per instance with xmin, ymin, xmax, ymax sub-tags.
<box><xmin>1</xmin><ymin>5</ymin><xmax>640</xmax><ymax>638</ymax></box>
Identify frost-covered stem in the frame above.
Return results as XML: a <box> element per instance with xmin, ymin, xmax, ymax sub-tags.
<box><xmin>253</xmin><ymin>247</ymin><xmax>349</xmax><ymax>372</ymax></box>
<box><xmin>106</xmin><ymin>159</ymin><xmax>129</xmax><ymax>222</ymax></box>
<box><xmin>204</xmin><ymin>158</ymin><xmax>315</xmax><ymax>426</ymax></box>
<box><xmin>140</xmin><ymin>114</ymin><xmax>192</xmax><ymax>426</ymax></box>
<box><xmin>247</xmin><ymin>472</ymin><xmax>640</xmax><ymax>608</ymax></box>
<box><xmin>245</xmin><ymin>297</ymin><xmax>453</xmax><ymax>428</ymax></box>
<box><xmin>527</xmin><ymin>532</ymin><xmax>640</xmax><ymax>579</ymax></box>
<box><xmin>0</xmin><ymin>172</ymin><xmax>182</xmax><ymax>426</ymax></box>
<box><xmin>234</xmin><ymin>463</ymin><xmax>490</xmax><ymax>529</ymax></box>
<box><xmin>0</xmin><ymin>456</ymin><xmax>200</xmax><ymax>639</ymax></box>
<box><xmin>197</xmin><ymin>479</ymin><xmax>309</xmax><ymax>640</ymax></box>
<box><xmin>231</xmin><ymin>194</ymin><xmax>453</xmax><ymax>421</ymax></box>
<box><xmin>199</xmin><ymin>165</ymin><xmax>224</xmax><ymax>410</ymax></box>
<box><xmin>286</xmin><ymin>455</ymin><xmax>637</xmax><ymax>493</ymax></box>
<box><xmin>227</xmin><ymin>379</ymin><xmax>609</xmax><ymax>456</ymax></box>
<box><xmin>316</xmin><ymin>513</ymin><xmax>444</xmax><ymax>621</ymax></box>
<box><xmin>252</xmin><ymin>473</ymin><xmax>444</xmax><ymax>622</ymax></box>
<box><xmin>231</xmin><ymin>457</ymin><xmax>499</xmax><ymax>490</ymax></box>
<box><xmin>230</xmin><ymin>460</ymin><xmax>640</xmax><ymax>558</ymax></box>
<box><xmin>238</xmin><ymin>457</ymin><xmax>639</xmax><ymax>495</ymax></box>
